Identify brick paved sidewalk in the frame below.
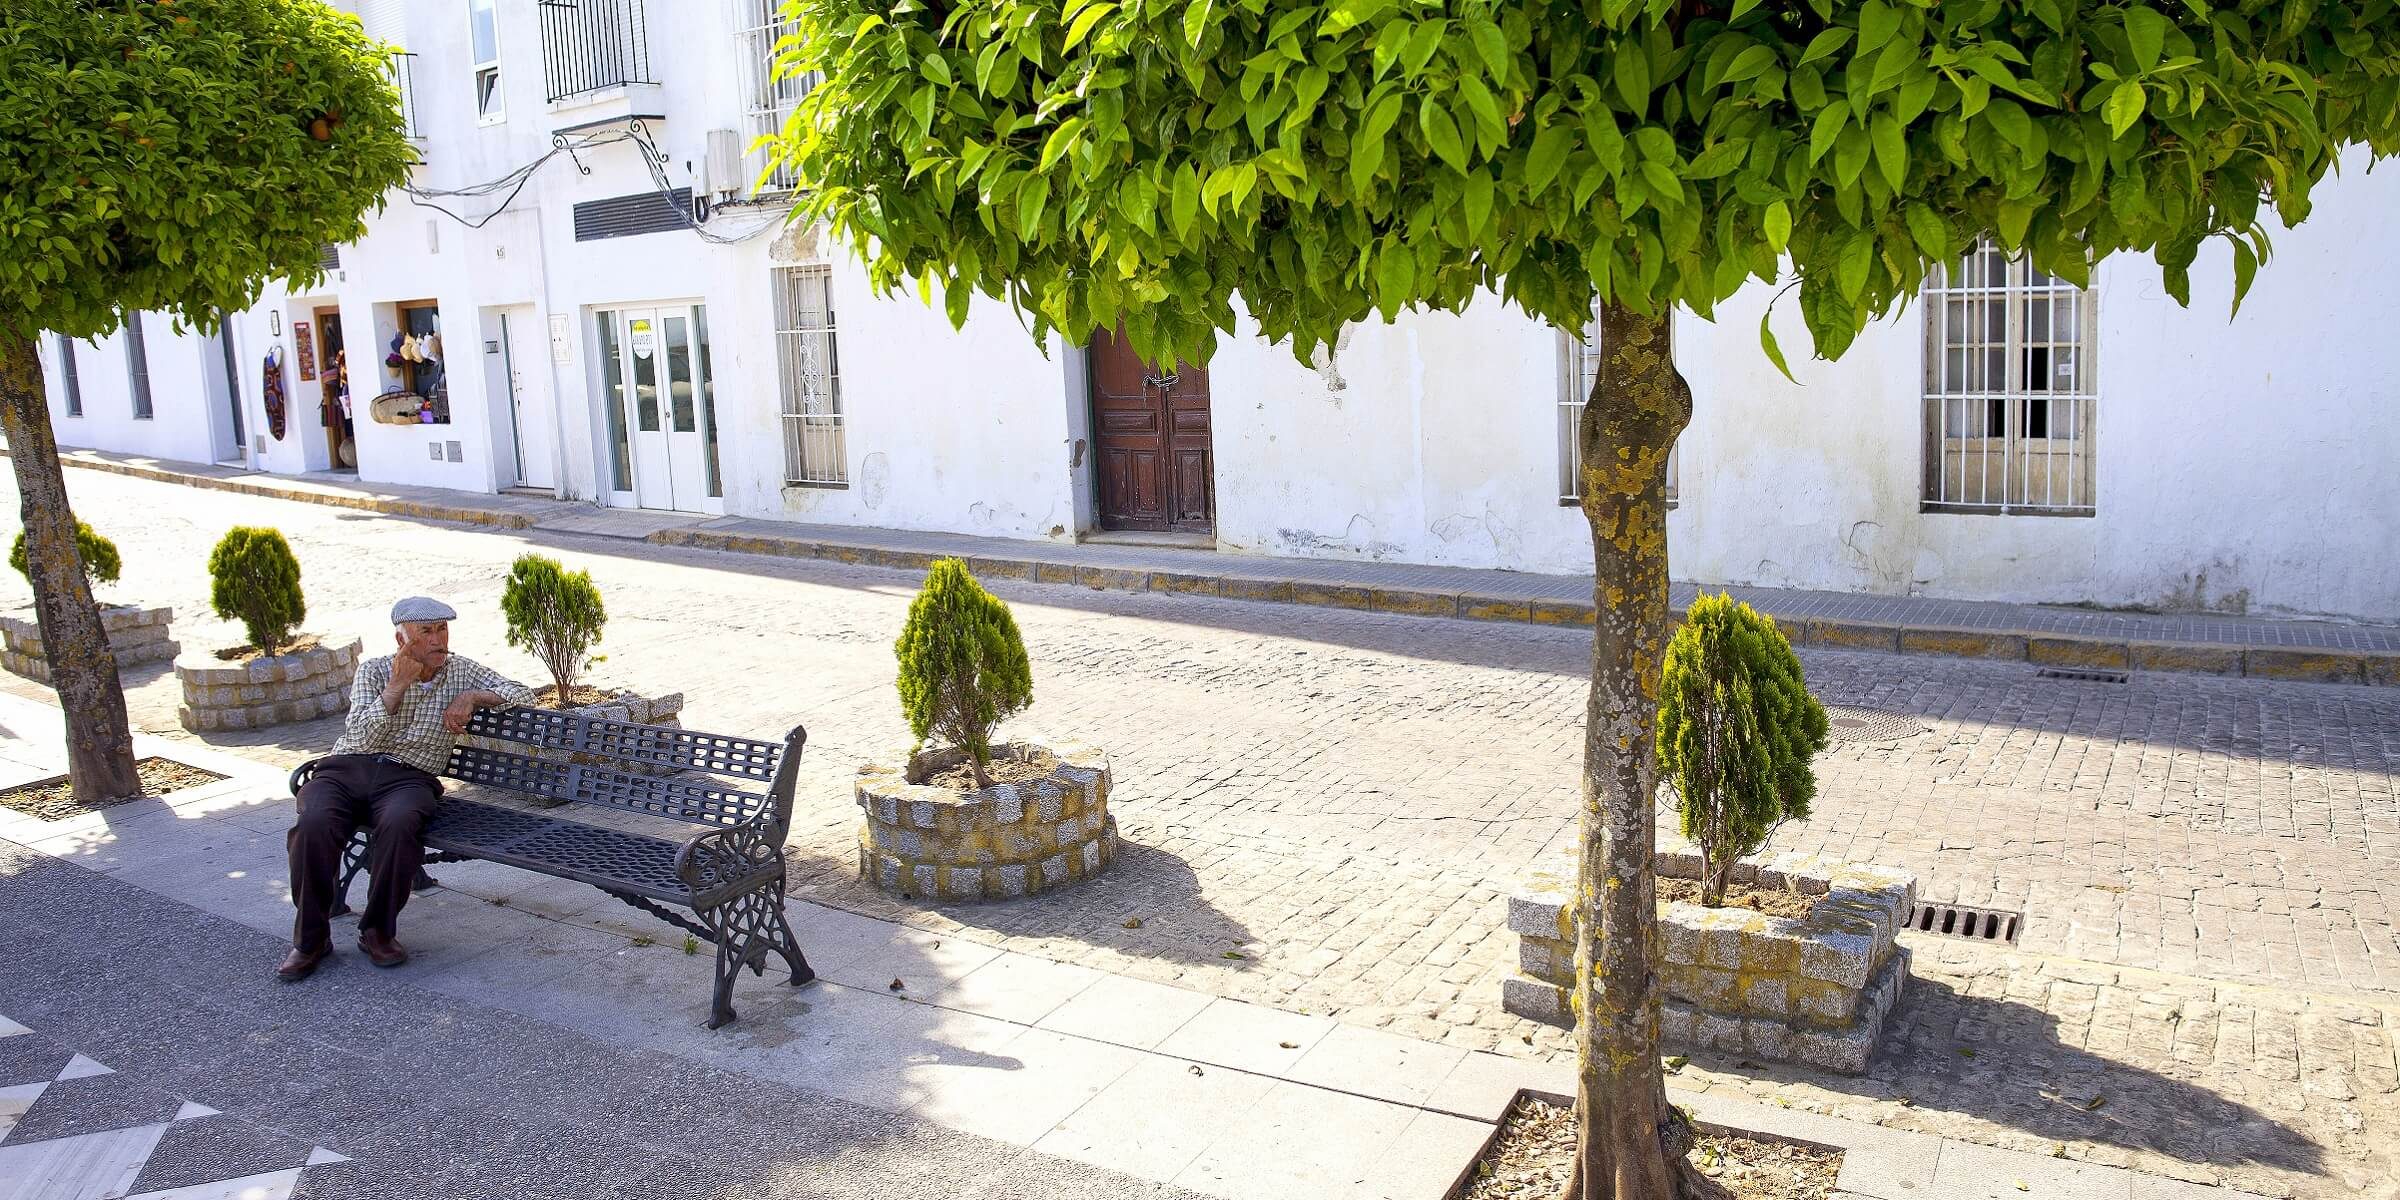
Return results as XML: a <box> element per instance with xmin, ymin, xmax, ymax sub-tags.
<box><xmin>35</xmin><ymin>446</ymin><xmax>2400</xmax><ymax>686</ymax></box>
<box><xmin>6</xmin><ymin>460</ymin><xmax>2397</xmax><ymax>1197</ymax></box>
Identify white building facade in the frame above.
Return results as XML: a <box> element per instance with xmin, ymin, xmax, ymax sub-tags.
<box><xmin>33</xmin><ymin>1</ymin><xmax>2400</xmax><ymax>624</ymax></box>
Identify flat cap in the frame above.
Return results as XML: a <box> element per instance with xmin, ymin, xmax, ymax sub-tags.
<box><xmin>390</xmin><ymin>596</ymin><xmax>457</xmax><ymax>625</ymax></box>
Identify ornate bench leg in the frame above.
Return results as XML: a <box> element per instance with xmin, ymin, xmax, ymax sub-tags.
<box><xmin>698</xmin><ymin>883</ymin><xmax>813</xmax><ymax>1028</ymax></box>
<box><xmin>331</xmin><ymin>831</ymin><xmax>369</xmax><ymax>918</ymax></box>
<box><xmin>770</xmin><ymin>890</ymin><xmax>815</xmax><ymax>987</ymax></box>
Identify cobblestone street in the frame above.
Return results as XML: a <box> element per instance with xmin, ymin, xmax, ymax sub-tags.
<box><xmin>6</xmin><ymin>468</ymin><xmax>2396</xmax><ymax>1198</ymax></box>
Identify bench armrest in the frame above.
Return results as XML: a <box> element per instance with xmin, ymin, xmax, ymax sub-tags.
<box><xmin>674</xmin><ymin>821</ymin><xmax>784</xmax><ymax>895</ymax></box>
<box><xmin>289</xmin><ymin>758</ymin><xmax>322</xmax><ymax>799</ymax></box>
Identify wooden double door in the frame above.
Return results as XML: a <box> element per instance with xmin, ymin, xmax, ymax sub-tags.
<box><xmin>1089</xmin><ymin>328</ymin><xmax>1214</xmax><ymax>534</ymax></box>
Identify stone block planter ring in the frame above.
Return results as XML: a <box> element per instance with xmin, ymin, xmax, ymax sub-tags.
<box><xmin>2</xmin><ymin>606</ymin><xmax>178</xmax><ymax>685</ymax></box>
<box><xmin>1503</xmin><ymin>851</ymin><xmax>1917</xmax><ymax>1075</ymax></box>
<box><xmin>176</xmin><ymin>638</ymin><xmax>362</xmax><ymax>732</ymax></box>
<box><xmin>856</xmin><ymin>742</ymin><xmax>1117</xmax><ymax>902</ymax></box>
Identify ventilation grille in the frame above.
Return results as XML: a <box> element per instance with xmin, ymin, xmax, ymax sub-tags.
<box><xmin>572</xmin><ymin>188</ymin><xmax>698</xmax><ymax>241</ymax></box>
<box><xmin>2037</xmin><ymin>666</ymin><xmax>2128</xmax><ymax>684</ymax></box>
<box><xmin>1908</xmin><ymin>901</ymin><xmax>2022</xmax><ymax>943</ymax></box>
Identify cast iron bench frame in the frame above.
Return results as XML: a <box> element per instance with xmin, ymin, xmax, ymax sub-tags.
<box><xmin>290</xmin><ymin>706</ymin><xmax>814</xmax><ymax>1028</ymax></box>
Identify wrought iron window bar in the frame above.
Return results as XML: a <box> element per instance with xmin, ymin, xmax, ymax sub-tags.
<box><xmin>538</xmin><ymin>0</ymin><xmax>656</xmax><ymax>105</ymax></box>
<box><xmin>388</xmin><ymin>51</ymin><xmax>423</xmax><ymax>142</ymax></box>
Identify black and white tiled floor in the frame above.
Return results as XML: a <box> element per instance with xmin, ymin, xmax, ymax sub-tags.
<box><xmin>0</xmin><ymin>1014</ymin><xmax>348</xmax><ymax>1200</ymax></box>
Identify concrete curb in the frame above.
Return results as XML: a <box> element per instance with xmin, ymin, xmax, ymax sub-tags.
<box><xmin>38</xmin><ymin>450</ymin><xmax>2398</xmax><ymax>689</ymax></box>
<box><xmin>653</xmin><ymin>526</ymin><xmax>2400</xmax><ymax>690</ymax></box>
<box><xmin>42</xmin><ymin>450</ymin><xmax>535</xmax><ymax>529</ymax></box>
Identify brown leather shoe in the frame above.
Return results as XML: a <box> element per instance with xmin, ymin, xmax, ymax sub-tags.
<box><xmin>276</xmin><ymin>945</ymin><xmax>329</xmax><ymax>982</ymax></box>
<box><xmin>358</xmin><ymin>930</ymin><xmax>409</xmax><ymax>969</ymax></box>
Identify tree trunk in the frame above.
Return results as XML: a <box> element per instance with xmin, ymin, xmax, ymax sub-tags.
<box><xmin>1569</xmin><ymin>302</ymin><xmax>1708</xmax><ymax>1200</ymax></box>
<box><xmin>0</xmin><ymin>331</ymin><xmax>143</xmax><ymax>804</ymax></box>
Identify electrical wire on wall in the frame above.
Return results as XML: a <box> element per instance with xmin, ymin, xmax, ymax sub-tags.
<box><xmin>400</xmin><ymin>123</ymin><xmax>789</xmax><ymax>245</ymax></box>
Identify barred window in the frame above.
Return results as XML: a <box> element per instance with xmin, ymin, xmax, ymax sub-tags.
<box><xmin>55</xmin><ymin>334</ymin><xmax>83</xmax><ymax>418</ymax></box>
<box><xmin>1561</xmin><ymin>311</ymin><xmax>1679</xmax><ymax>505</ymax></box>
<box><xmin>773</xmin><ymin>265</ymin><xmax>846</xmax><ymax>486</ymax></box>
<box><xmin>735</xmin><ymin>0</ymin><xmax>821</xmax><ymax>196</ymax></box>
<box><xmin>124</xmin><ymin>314</ymin><xmax>152</xmax><ymax>420</ymax></box>
<box><xmin>1923</xmin><ymin>244</ymin><xmax>2097</xmax><ymax>514</ymax></box>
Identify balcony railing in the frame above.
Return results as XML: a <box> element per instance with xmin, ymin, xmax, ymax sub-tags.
<box><xmin>538</xmin><ymin>0</ymin><xmax>656</xmax><ymax>104</ymax></box>
<box><xmin>388</xmin><ymin>51</ymin><xmax>423</xmax><ymax>141</ymax></box>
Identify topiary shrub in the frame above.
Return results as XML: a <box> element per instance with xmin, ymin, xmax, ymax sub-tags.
<box><xmin>206</xmin><ymin>527</ymin><xmax>305</xmax><ymax>655</ymax></box>
<box><xmin>11</xmin><ymin>521</ymin><xmax>120</xmax><ymax>597</ymax></box>
<box><xmin>1656</xmin><ymin>593</ymin><xmax>1830</xmax><ymax>908</ymax></box>
<box><xmin>895</xmin><ymin>557</ymin><xmax>1033</xmax><ymax>789</ymax></box>
<box><xmin>500</xmin><ymin>553</ymin><xmax>607</xmax><ymax>702</ymax></box>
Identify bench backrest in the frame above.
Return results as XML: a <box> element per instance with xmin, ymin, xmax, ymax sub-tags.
<box><xmin>446</xmin><ymin>706</ymin><xmax>806</xmax><ymax>836</ymax></box>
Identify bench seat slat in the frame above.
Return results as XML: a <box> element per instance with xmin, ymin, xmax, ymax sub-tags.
<box><xmin>422</xmin><ymin>806</ymin><xmax>696</xmax><ymax>902</ymax></box>
<box><xmin>461</xmin><ymin>707</ymin><xmax>784</xmax><ymax>781</ymax></box>
<box><xmin>446</xmin><ymin>746</ymin><xmax>768</xmax><ymax>828</ymax></box>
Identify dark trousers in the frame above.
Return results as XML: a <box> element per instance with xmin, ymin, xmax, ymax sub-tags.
<box><xmin>288</xmin><ymin>754</ymin><xmax>443</xmax><ymax>952</ymax></box>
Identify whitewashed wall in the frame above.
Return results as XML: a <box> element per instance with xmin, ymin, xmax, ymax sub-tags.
<box><xmin>31</xmin><ymin>2</ymin><xmax>2399</xmax><ymax>622</ymax></box>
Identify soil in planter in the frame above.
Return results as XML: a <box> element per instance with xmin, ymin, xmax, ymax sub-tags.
<box><xmin>0</xmin><ymin>757</ymin><xmax>229</xmax><ymax>821</ymax></box>
<box><xmin>212</xmin><ymin>635</ymin><xmax>324</xmax><ymax>664</ymax></box>
<box><xmin>1659</xmin><ymin>876</ymin><xmax>1819</xmax><ymax>921</ymax></box>
<box><xmin>532</xmin><ymin>683</ymin><xmax>620</xmax><ymax>707</ymax></box>
<box><xmin>1458</xmin><ymin>1096</ymin><xmax>1841</xmax><ymax>1200</ymax></box>
<box><xmin>922</xmin><ymin>748</ymin><xmax>1059</xmax><ymax>791</ymax></box>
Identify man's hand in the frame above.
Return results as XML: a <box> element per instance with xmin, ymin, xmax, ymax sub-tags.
<box><xmin>443</xmin><ymin>690</ymin><xmax>507</xmax><ymax>733</ymax></box>
<box><xmin>383</xmin><ymin>651</ymin><xmax>432</xmax><ymax>713</ymax></box>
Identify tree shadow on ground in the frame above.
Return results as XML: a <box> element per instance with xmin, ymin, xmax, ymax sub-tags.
<box><xmin>1683</xmin><ymin>971</ymin><xmax>2328</xmax><ymax>1189</ymax></box>
<box><xmin>782</xmin><ymin>832</ymin><xmax>1261</xmax><ymax>969</ymax></box>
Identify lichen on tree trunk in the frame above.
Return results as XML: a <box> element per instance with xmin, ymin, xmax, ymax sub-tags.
<box><xmin>0</xmin><ymin>330</ymin><xmax>142</xmax><ymax>804</ymax></box>
<box><xmin>1565</xmin><ymin>302</ymin><xmax>1714</xmax><ymax>1200</ymax></box>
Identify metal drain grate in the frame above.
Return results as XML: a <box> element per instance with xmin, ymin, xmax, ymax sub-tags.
<box><xmin>1908</xmin><ymin>901</ymin><xmax>2022</xmax><ymax>943</ymax></box>
<box><xmin>2037</xmin><ymin>666</ymin><xmax>2128</xmax><ymax>684</ymax></box>
<box><xmin>1822</xmin><ymin>705</ymin><xmax>1925</xmax><ymax>743</ymax></box>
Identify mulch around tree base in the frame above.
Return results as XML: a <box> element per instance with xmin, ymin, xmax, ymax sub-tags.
<box><xmin>1455</xmin><ymin>1096</ymin><xmax>1841</xmax><ymax>1200</ymax></box>
<box><xmin>0</xmin><ymin>757</ymin><xmax>229</xmax><ymax>822</ymax></box>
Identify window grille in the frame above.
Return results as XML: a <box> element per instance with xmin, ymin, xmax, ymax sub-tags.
<box><xmin>1922</xmin><ymin>243</ymin><xmax>2097</xmax><ymax>514</ymax></box>
<box><xmin>124</xmin><ymin>315</ymin><xmax>152</xmax><ymax>420</ymax></box>
<box><xmin>538</xmin><ymin>0</ymin><xmax>655</xmax><ymax>104</ymax></box>
<box><xmin>734</xmin><ymin>0</ymin><xmax>819</xmax><ymax>195</ymax></box>
<box><xmin>55</xmin><ymin>334</ymin><xmax>82</xmax><ymax>418</ymax></box>
<box><xmin>389</xmin><ymin>52</ymin><xmax>424</xmax><ymax>141</ymax></box>
<box><xmin>773</xmin><ymin>266</ymin><xmax>846</xmax><ymax>486</ymax></box>
<box><xmin>1562</xmin><ymin>310</ymin><xmax>1678</xmax><ymax>505</ymax></box>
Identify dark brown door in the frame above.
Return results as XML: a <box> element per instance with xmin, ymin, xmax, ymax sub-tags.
<box><xmin>1090</xmin><ymin>327</ymin><xmax>1213</xmax><ymax>533</ymax></box>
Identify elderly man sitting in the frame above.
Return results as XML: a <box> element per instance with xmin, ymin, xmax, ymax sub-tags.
<box><xmin>278</xmin><ymin>596</ymin><xmax>533</xmax><ymax>982</ymax></box>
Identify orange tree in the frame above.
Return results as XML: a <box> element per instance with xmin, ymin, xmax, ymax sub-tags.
<box><xmin>0</xmin><ymin>2</ymin><xmax>411</xmax><ymax>801</ymax></box>
<box><xmin>772</xmin><ymin>0</ymin><xmax>2400</xmax><ymax>1193</ymax></box>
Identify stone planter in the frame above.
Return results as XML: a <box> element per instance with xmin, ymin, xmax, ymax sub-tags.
<box><xmin>1</xmin><ymin>605</ymin><xmax>178</xmax><ymax>684</ymax></box>
<box><xmin>856</xmin><ymin>742</ymin><xmax>1116</xmax><ymax>902</ymax></box>
<box><xmin>176</xmin><ymin>638</ymin><xmax>363</xmax><ymax>732</ymax></box>
<box><xmin>1502</xmin><ymin>844</ymin><xmax>1917</xmax><ymax>1075</ymax></box>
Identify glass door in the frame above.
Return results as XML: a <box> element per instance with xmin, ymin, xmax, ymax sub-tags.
<box><xmin>597</xmin><ymin>304</ymin><xmax>722</xmax><ymax>513</ymax></box>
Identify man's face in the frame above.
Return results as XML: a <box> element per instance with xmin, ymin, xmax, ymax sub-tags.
<box><xmin>397</xmin><ymin>621</ymin><xmax>451</xmax><ymax>670</ymax></box>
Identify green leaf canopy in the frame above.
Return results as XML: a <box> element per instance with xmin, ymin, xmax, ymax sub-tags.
<box><xmin>0</xmin><ymin>1</ymin><xmax>416</xmax><ymax>341</ymax></box>
<box><xmin>775</xmin><ymin>0</ymin><xmax>2400</xmax><ymax>367</ymax></box>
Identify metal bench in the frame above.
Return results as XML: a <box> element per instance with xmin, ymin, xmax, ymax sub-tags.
<box><xmin>291</xmin><ymin>706</ymin><xmax>814</xmax><ymax>1028</ymax></box>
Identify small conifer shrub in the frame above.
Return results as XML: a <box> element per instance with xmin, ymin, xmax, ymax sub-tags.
<box><xmin>11</xmin><ymin>521</ymin><xmax>120</xmax><ymax>596</ymax></box>
<box><xmin>895</xmin><ymin>558</ymin><xmax>1033</xmax><ymax>788</ymax></box>
<box><xmin>500</xmin><ymin>553</ymin><xmax>607</xmax><ymax>701</ymax></box>
<box><xmin>1656</xmin><ymin>593</ymin><xmax>1829</xmax><ymax>907</ymax></box>
<box><xmin>206</xmin><ymin>527</ymin><xmax>305</xmax><ymax>655</ymax></box>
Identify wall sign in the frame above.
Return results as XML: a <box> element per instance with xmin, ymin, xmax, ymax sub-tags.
<box><xmin>292</xmin><ymin>322</ymin><xmax>317</xmax><ymax>381</ymax></box>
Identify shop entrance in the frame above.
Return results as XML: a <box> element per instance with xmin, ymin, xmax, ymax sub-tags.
<box><xmin>314</xmin><ymin>308</ymin><xmax>353</xmax><ymax>471</ymax></box>
<box><xmin>594</xmin><ymin>304</ymin><xmax>722</xmax><ymax>514</ymax></box>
